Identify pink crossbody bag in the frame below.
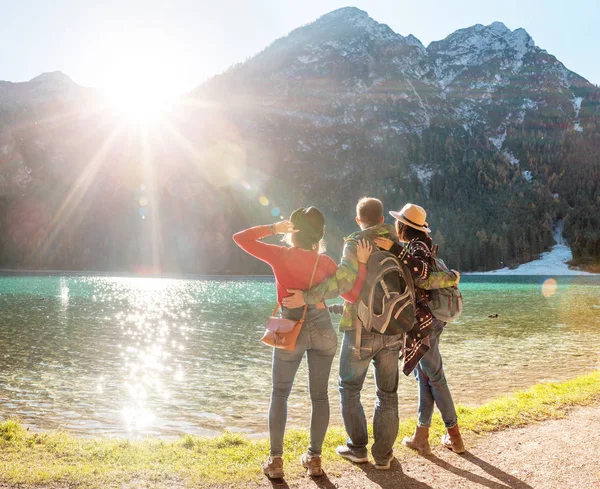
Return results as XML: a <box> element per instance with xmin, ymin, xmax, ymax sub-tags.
<box><xmin>261</xmin><ymin>255</ymin><xmax>320</xmax><ymax>350</ymax></box>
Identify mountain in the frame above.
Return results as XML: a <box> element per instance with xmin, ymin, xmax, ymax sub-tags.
<box><xmin>0</xmin><ymin>8</ymin><xmax>599</xmax><ymax>274</ymax></box>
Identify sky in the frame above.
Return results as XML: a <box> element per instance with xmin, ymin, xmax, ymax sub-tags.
<box><xmin>1</xmin><ymin>0</ymin><xmax>598</xmax><ymax>97</ymax></box>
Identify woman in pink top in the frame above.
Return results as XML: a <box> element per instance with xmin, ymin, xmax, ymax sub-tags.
<box><xmin>233</xmin><ymin>207</ymin><xmax>372</xmax><ymax>478</ymax></box>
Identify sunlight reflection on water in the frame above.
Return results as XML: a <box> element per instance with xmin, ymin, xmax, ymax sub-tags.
<box><xmin>0</xmin><ymin>275</ymin><xmax>598</xmax><ymax>438</ymax></box>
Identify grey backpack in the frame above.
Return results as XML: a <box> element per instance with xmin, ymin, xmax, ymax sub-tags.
<box><xmin>357</xmin><ymin>250</ymin><xmax>416</xmax><ymax>335</ymax></box>
<box><xmin>427</xmin><ymin>254</ymin><xmax>463</xmax><ymax>323</ymax></box>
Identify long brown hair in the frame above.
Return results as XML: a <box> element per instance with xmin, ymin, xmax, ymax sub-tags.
<box><xmin>396</xmin><ymin>221</ymin><xmax>428</xmax><ymax>243</ymax></box>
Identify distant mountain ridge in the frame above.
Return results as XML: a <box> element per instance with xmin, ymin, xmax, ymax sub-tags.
<box><xmin>200</xmin><ymin>8</ymin><xmax>593</xmax><ymax>133</ymax></box>
<box><xmin>0</xmin><ymin>7</ymin><xmax>598</xmax><ymax>274</ymax></box>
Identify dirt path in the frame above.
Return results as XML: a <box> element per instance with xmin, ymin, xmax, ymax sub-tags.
<box><xmin>254</xmin><ymin>404</ymin><xmax>600</xmax><ymax>489</ymax></box>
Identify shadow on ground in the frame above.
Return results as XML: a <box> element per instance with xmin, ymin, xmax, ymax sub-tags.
<box><xmin>263</xmin><ymin>452</ymin><xmax>535</xmax><ymax>489</ymax></box>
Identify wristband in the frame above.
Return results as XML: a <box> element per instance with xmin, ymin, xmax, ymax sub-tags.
<box><xmin>270</xmin><ymin>224</ymin><xmax>276</xmax><ymax>235</ymax></box>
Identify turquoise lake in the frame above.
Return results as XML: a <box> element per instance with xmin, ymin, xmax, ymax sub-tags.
<box><xmin>0</xmin><ymin>274</ymin><xmax>599</xmax><ymax>438</ymax></box>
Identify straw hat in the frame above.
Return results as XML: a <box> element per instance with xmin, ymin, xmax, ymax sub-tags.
<box><xmin>389</xmin><ymin>203</ymin><xmax>431</xmax><ymax>234</ymax></box>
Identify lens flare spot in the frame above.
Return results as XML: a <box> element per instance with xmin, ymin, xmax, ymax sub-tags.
<box><xmin>542</xmin><ymin>278</ymin><xmax>558</xmax><ymax>297</ymax></box>
<box><xmin>139</xmin><ymin>208</ymin><xmax>148</xmax><ymax>219</ymax></box>
<box><xmin>139</xmin><ymin>196</ymin><xmax>149</xmax><ymax>207</ymax></box>
<box><xmin>201</xmin><ymin>141</ymin><xmax>247</xmax><ymax>188</ymax></box>
<box><xmin>271</xmin><ymin>207</ymin><xmax>280</xmax><ymax>217</ymax></box>
<box><xmin>242</xmin><ymin>181</ymin><xmax>252</xmax><ymax>191</ymax></box>
<box><xmin>259</xmin><ymin>196</ymin><xmax>269</xmax><ymax>206</ymax></box>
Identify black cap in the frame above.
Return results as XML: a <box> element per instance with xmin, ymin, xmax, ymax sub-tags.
<box><xmin>290</xmin><ymin>207</ymin><xmax>325</xmax><ymax>241</ymax></box>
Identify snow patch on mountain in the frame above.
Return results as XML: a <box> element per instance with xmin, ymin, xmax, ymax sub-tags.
<box><xmin>503</xmin><ymin>150</ymin><xmax>520</xmax><ymax>166</ymax></box>
<box><xmin>469</xmin><ymin>243</ymin><xmax>593</xmax><ymax>275</ymax></box>
<box><xmin>470</xmin><ymin>223</ymin><xmax>595</xmax><ymax>275</ymax></box>
<box><xmin>572</xmin><ymin>96</ymin><xmax>584</xmax><ymax>132</ymax></box>
<box><xmin>297</xmin><ymin>55</ymin><xmax>319</xmax><ymax>64</ymax></box>
<box><xmin>489</xmin><ymin>130</ymin><xmax>506</xmax><ymax>150</ymax></box>
<box><xmin>413</xmin><ymin>166</ymin><xmax>434</xmax><ymax>185</ymax></box>
<box><xmin>572</xmin><ymin>96</ymin><xmax>583</xmax><ymax>117</ymax></box>
<box><xmin>407</xmin><ymin>80</ymin><xmax>431</xmax><ymax>127</ymax></box>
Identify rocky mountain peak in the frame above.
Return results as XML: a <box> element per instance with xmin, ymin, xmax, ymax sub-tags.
<box><xmin>426</xmin><ymin>21</ymin><xmax>540</xmax><ymax>90</ymax></box>
<box><xmin>405</xmin><ymin>34</ymin><xmax>426</xmax><ymax>51</ymax></box>
<box><xmin>511</xmin><ymin>28</ymin><xmax>535</xmax><ymax>49</ymax></box>
<box><xmin>29</xmin><ymin>71</ymin><xmax>75</xmax><ymax>85</ymax></box>
<box><xmin>312</xmin><ymin>6</ymin><xmax>401</xmax><ymax>43</ymax></box>
<box><xmin>488</xmin><ymin>21</ymin><xmax>511</xmax><ymax>35</ymax></box>
<box><xmin>319</xmin><ymin>6</ymin><xmax>369</xmax><ymax>21</ymax></box>
<box><xmin>429</xmin><ymin>21</ymin><xmax>536</xmax><ymax>57</ymax></box>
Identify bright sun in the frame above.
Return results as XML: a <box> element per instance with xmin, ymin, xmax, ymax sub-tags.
<box><xmin>105</xmin><ymin>79</ymin><xmax>175</xmax><ymax>123</ymax></box>
<box><xmin>99</xmin><ymin>31</ymin><xmax>183</xmax><ymax>123</ymax></box>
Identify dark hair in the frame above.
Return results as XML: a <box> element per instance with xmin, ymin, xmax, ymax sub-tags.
<box><xmin>396</xmin><ymin>221</ymin><xmax>427</xmax><ymax>243</ymax></box>
<box><xmin>356</xmin><ymin>197</ymin><xmax>383</xmax><ymax>227</ymax></box>
<box><xmin>285</xmin><ymin>207</ymin><xmax>326</xmax><ymax>252</ymax></box>
<box><xmin>288</xmin><ymin>232</ymin><xmax>325</xmax><ymax>252</ymax></box>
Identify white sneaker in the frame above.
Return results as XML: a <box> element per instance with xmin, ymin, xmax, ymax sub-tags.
<box><xmin>374</xmin><ymin>452</ymin><xmax>394</xmax><ymax>470</ymax></box>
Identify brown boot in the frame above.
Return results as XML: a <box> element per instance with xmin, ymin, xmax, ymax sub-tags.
<box><xmin>300</xmin><ymin>452</ymin><xmax>323</xmax><ymax>477</ymax></box>
<box><xmin>402</xmin><ymin>425</ymin><xmax>432</xmax><ymax>455</ymax></box>
<box><xmin>262</xmin><ymin>456</ymin><xmax>284</xmax><ymax>479</ymax></box>
<box><xmin>442</xmin><ymin>424</ymin><xmax>465</xmax><ymax>454</ymax></box>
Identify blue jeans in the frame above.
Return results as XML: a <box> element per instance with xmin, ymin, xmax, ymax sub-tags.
<box><xmin>339</xmin><ymin>329</ymin><xmax>403</xmax><ymax>463</ymax></box>
<box><xmin>414</xmin><ymin>319</ymin><xmax>458</xmax><ymax>428</ymax></box>
<box><xmin>269</xmin><ymin>306</ymin><xmax>338</xmax><ymax>457</ymax></box>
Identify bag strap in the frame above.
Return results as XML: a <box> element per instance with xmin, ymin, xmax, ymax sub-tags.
<box><xmin>273</xmin><ymin>253</ymin><xmax>321</xmax><ymax>320</ymax></box>
<box><xmin>354</xmin><ymin>315</ymin><xmax>362</xmax><ymax>359</ymax></box>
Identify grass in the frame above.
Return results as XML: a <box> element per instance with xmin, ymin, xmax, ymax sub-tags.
<box><xmin>1</xmin><ymin>370</ymin><xmax>600</xmax><ymax>488</ymax></box>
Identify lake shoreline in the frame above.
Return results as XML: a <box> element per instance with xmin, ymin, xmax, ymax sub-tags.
<box><xmin>2</xmin><ymin>274</ymin><xmax>600</xmax><ymax>439</ymax></box>
<box><xmin>2</xmin><ymin>268</ymin><xmax>599</xmax><ymax>280</ymax></box>
<box><xmin>0</xmin><ymin>268</ymin><xmax>275</xmax><ymax>280</ymax></box>
<box><xmin>1</xmin><ymin>370</ymin><xmax>599</xmax><ymax>488</ymax></box>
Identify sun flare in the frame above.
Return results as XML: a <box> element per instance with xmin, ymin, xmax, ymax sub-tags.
<box><xmin>98</xmin><ymin>30</ymin><xmax>183</xmax><ymax>124</ymax></box>
<box><xmin>105</xmin><ymin>82</ymin><xmax>175</xmax><ymax>123</ymax></box>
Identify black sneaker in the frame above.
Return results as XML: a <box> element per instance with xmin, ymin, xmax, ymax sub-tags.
<box><xmin>336</xmin><ymin>445</ymin><xmax>369</xmax><ymax>463</ymax></box>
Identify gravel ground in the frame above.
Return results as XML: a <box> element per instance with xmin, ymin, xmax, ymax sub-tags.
<box><xmin>254</xmin><ymin>404</ymin><xmax>600</xmax><ymax>489</ymax></box>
